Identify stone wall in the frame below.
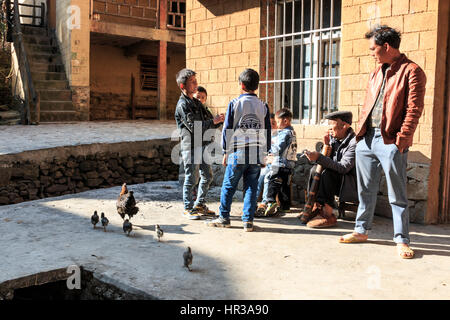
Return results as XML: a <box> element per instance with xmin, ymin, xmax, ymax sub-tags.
<box><xmin>0</xmin><ymin>139</ymin><xmax>178</xmax><ymax>206</ymax></box>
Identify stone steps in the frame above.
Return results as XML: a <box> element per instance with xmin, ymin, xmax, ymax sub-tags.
<box><xmin>28</xmin><ymin>52</ymin><xmax>62</xmax><ymax>64</ymax></box>
<box><xmin>0</xmin><ymin>110</ymin><xmax>21</xmax><ymax>125</ymax></box>
<box><xmin>20</xmin><ymin>26</ymin><xmax>78</xmax><ymax>122</ymax></box>
<box><xmin>33</xmin><ymin>110</ymin><xmax>79</xmax><ymax>122</ymax></box>
<box><xmin>31</xmin><ymin>71</ymin><xmax>66</xmax><ymax>81</ymax></box>
<box><xmin>30</xmin><ymin>62</ymin><xmax>66</xmax><ymax>73</ymax></box>
<box><xmin>21</xmin><ymin>25</ymin><xmax>48</xmax><ymax>36</ymax></box>
<box><xmin>35</xmin><ymin>80</ymin><xmax>69</xmax><ymax>90</ymax></box>
<box><xmin>22</xmin><ymin>34</ymin><xmax>51</xmax><ymax>46</ymax></box>
<box><xmin>25</xmin><ymin>43</ymin><xmax>58</xmax><ymax>54</ymax></box>
<box><xmin>40</xmin><ymin>101</ymin><xmax>75</xmax><ymax>112</ymax></box>
<box><xmin>38</xmin><ymin>89</ymin><xmax>72</xmax><ymax>101</ymax></box>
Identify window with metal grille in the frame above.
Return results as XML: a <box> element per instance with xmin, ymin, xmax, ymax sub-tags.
<box><xmin>260</xmin><ymin>0</ymin><xmax>341</xmax><ymax>124</ymax></box>
<box><xmin>139</xmin><ymin>56</ymin><xmax>157</xmax><ymax>91</ymax></box>
<box><xmin>167</xmin><ymin>0</ymin><xmax>186</xmax><ymax>30</ymax></box>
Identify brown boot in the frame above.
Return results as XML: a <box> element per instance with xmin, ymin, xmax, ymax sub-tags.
<box><xmin>306</xmin><ymin>205</ymin><xmax>337</xmax><ymax>228</ymax></box>
<box><xmin>297</xmin><ymin>203</ymin><xmax>322</xmax><ymax>224</ymax></box>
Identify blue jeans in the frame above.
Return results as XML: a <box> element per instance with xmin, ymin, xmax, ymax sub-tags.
<box><xmin>354</xmin><ymin>128</ymin><xmax>410</xmax><ymax>244</ymax></box>
<box><xmin>257</xmin><ymin>165</ymin><xmax>270</xmax><ymax>203</ymax></box>
<box><xmin>219</xmin><ymin>151</ymin><xmax>261</xmax><ymax>222</ymax></box>
<box><xmin>182</xmin><ymin>147</ymin><xmax>213</xmax><ymax>210</ymax></box>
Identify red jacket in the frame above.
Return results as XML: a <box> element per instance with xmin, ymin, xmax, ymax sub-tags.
<box><xmin>356</xmin><ymin>54</ymin><xmax>427</xmax><ymax>153</ymax></box>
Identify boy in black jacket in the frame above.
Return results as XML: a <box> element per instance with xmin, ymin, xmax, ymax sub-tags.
<box><xmin>175</xmin><ymin>69</ymin><xmax>224</xmax><ymax>220</ymax></box>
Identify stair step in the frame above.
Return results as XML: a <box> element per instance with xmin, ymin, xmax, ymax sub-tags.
<box><xmin>30</xmin><ymin>62</ymin><xmax>65</xmax><ymax>73</ymax></box>
<box><xmin>0</xmin><ymin>118</ymin><xmax>21</xmax><ymax>125</ymax></box>
<box><xmin>35</xmin><ymin>80</ymin><xmax>69</xmax><ymax>90</ymax></box>
<box><xmin>32</xmin><ymin>71</ymin><xmax>66</xmax><ymax>81</ymax></box>
<box><xmin>0</xmin><ymin>110</ymin><xmax>21</xmax><ymax>120</ymax></box>
<box><xmin>40</xmin><ymin>101</ymin><xmax>74</xmax><ymax>111</ymax></box>
<box><xmin>22</xmin><ymin>34</ymin><xmax>50</xmax><ymax>46</ymax></box>
<box><xmin>25</xmin><ymin>43</ymin><xmax>59</xmax><ymax>54</ymax></box>
<box><xmin>37</xmin><ymin>110</ymin><xmax>79</xmax><ymax>122</ymax></box>
<box><xmin>21</xmin><ymin>26</ymin><xmax>47</xmax><ymax>36</ymax></box>
<box><xmin>38</xmin><ymin>89</ymin><xmax>72</xmax><ymax>101</ymax></box>
<box><xmin>29</xmin><ymin>53</ymin><xmax>62</xmax><ymax>64</ymax></box>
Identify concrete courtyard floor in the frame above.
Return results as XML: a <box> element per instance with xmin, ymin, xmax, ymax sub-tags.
<box><xmin>1</xmin><ymin>181</ymin><xmax>449</xmax><ymax>300</ymax></box>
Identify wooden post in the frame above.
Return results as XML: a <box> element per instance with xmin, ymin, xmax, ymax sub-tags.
<box><xmin>158</xmin><ymin>40</ymin><xmax>167</xmax><ymax>120</ymax></box>
<box><xmin>130</xmin><ymin>74</ymin><xmax>136</xmax><ymax>120</ymax></box>
<box><xmin>158</xmin><ymin>0</ymin><xmax>167</xmax><ymax>120</ymax></box>
<box><xmin>159</xmin><ymin>0</ymin><xmax>167</xmax><ymax>30</ymax></box>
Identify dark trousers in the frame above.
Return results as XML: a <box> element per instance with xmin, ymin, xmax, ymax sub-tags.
<box><xmin>308</xmin><ymin>165</ymin><xmax>342</xmax><ymax>208</ymax></box>
<box><xmin>266</xmin><ymin>166</ymin><xmax>292</xmax><ymax>210</ymax></box>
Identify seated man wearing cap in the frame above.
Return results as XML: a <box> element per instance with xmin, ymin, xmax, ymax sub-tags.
<box><xmin>300</xmin><ymin>111</ymin><xmax>358</xmax><ymax>228</ymax></box>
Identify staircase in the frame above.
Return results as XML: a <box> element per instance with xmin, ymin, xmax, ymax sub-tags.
<box><xmin>21</xmin><ymin>25</ymin><xmax>79</xmax><ymax>122</ymax></box>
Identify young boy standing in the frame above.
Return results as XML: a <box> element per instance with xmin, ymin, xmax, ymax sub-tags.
<box><xmin>264</xmin><ymin>108</ymin><xmax>297</xmax><ymax>216</ymax></box>
<box><xmin>175</xmin><ymin>69</ymin><xmax>224</xmax><ymax>220</ymax></box>
<box><xmin>205</xmin><ymin>69</ymin><xmax>271</xmax><ymax>232</ymax></box>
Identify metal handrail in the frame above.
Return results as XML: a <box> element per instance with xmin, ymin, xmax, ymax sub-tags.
<box><xmin>8</xmin><ymin>0</ymin><xmax>40</xmax><ymax>124</ymax></box>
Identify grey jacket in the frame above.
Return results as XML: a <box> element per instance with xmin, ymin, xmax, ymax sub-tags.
<box><xmin>316</xmin><ymin>128</ymin><xmax>358</xmax><ymax>203</ymax></box>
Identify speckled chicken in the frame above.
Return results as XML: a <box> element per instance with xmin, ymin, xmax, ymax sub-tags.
<box><xmin>91</xmin><ymin>211</ymin><xmax>99</xmax><ymax>229</ymax></box>
<box><xmin>123</xmin><ymin>219</ymin><xmax>132</xmax><ymax>236</ymax></box>
<box><xmin>183</xmin><ymin>247</ymin><xmax>193</xmax><ymax>271</ymax></box>
<box><xmin>116</xmin><ymin>183</ymin><xmax>139</xmax><ymax>220</ymax></box>
<box><xmin>101</xmin><ymin>212</ymin><xmax>109</xmax><ymax>232</ymax></box>
<box><xmin>156</xmin><ymin>224</ymin><xmax>163</xmax><ymax>242</ymax></box>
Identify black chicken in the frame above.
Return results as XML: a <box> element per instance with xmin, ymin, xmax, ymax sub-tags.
<box><xmin>183</xmin><ymin>247</ymin><xmax>193</xmax><ymax>271</ymax></box>
<box><xmin>101</xmin><ymin>212</ymin><xmax>109</xmax><ymax>232</ymax></box>
<box><xmin>91</xmin><ymin>211</ymin><xmax>99</xmax><ymax>229</ymax></box>
<box><xmin>116</xmin><ymin>183</ymin><xmax>139</xmax><ymax>220</ymax></box>
<box><xmin>123</xmin><ymin>219</ymin><xmax>132</xmax><ymax>236</ymax></box>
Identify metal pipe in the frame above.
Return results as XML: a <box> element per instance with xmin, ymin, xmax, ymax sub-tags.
<box><xmin>299</xmin><ymin>0</ymin><xmax>304</xmax><ymax>120</ymax></box>
<box><xmin>308</xmin><ymin>0</ymin><xmax>313</xmax><ymax>122</ymax></box>
<box><xmin>290</xmin><ymin>0</ymin><xmax>295</xmax><ymax>115</ymax></box>
<box><xmin>274</xmin><ymin>0</ymin><xmax>278</xmax><ymax>110</ymax></box>
<box><xmin>327</xmin><ymin>0</ymin><xmax>334</xmax><ymax>114</ymax></box>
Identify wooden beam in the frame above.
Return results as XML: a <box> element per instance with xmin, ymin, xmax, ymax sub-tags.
<box><xmin>159</xmin><ymin>0</ymin><xmax>167</xmax><ymax>30</ymax></box>
<box><xmin>158</xmin><ymin>40</ymin><xmax>167</xmax><ymax>120</ymax></box>
<box><xmin>90</xmin><ymin>20</ymin><xmax>185</xmax><ymax>44</ymax></box>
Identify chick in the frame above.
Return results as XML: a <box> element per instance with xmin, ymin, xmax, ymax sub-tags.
<box><xmin>91</xmin><ymin>211</ymin><xmax>99</xmax><ymax>229</ymax></box>
<box><xmin>156</xmin><ymin>224</ymin><xmax>163</xmax><ymax>242</ymax></box>
<box><xmin>123</xmin><ymin>219</ymin><xmax>132</xmax><ymax>236</ymax></box>
<box><xmin>101</xmin><ymin>212</ymin><xmax>109</xmax><ymax>232</ymax></box>
<box><xmin>183</xmin><ymin>247</ymin><xmax>193</xmax><ymax>271</ymax></box>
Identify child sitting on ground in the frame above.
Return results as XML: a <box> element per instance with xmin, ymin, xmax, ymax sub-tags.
<box><xmin>264</xmin><ymin>108</ymin><xmax>297</xmax><ymax>216</ymax></box>
<box><xmin>255</xmin><ymin>113</ymin><xmax>278</xmax><ymax>216</ymax></box>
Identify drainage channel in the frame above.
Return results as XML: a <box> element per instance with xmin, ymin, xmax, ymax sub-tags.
<box><xmin>0</xmin><ymin>267</ymin><xmax>155</xmax><ymax>300</ymax></box>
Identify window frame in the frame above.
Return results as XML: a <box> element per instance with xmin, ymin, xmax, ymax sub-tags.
<box><xmin>260</xmin><ymin>0</ymin><xmax>342</xmax><ymax>124</ymax></box>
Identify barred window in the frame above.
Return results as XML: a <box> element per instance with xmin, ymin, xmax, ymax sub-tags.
<box><xmin>260</xmin><ymin>0</ymin><xmax>342</xmax><ymax>124</ymax></box>
<box><xmin>167</xmin><ymin>0</ymin><xmax>186</xmax><ymax>30</ymax></box>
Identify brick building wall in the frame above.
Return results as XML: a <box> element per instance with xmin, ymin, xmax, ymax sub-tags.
<box><xmin>339</xmin><ymin>0</ymin><xmax>449</xmax><ymax>223</ymax></box>
<box><xmin>185</xmin><ymin>0</ymin><xmax>260</xmax><ymax>114</ymax></box>
<box><xmin>186</xmin><ymin>0</ymin><xmax>450</xmax><ymax>223</ymax></box>
<box><xmin>340</xmin><ymin>0</ymin><xmax>440</xmax><ymax>162</ymax></box>
<box><xmin>56</xmin><ymin>0</ymin><xmax>91</xmax><ymax>120</ymax></box>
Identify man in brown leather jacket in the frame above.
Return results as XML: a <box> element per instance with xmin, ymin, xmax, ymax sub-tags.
<box><xmin>339</xmin><ymin>26</ymin><xmax>426</xmax><ymax>259</ymax></box>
